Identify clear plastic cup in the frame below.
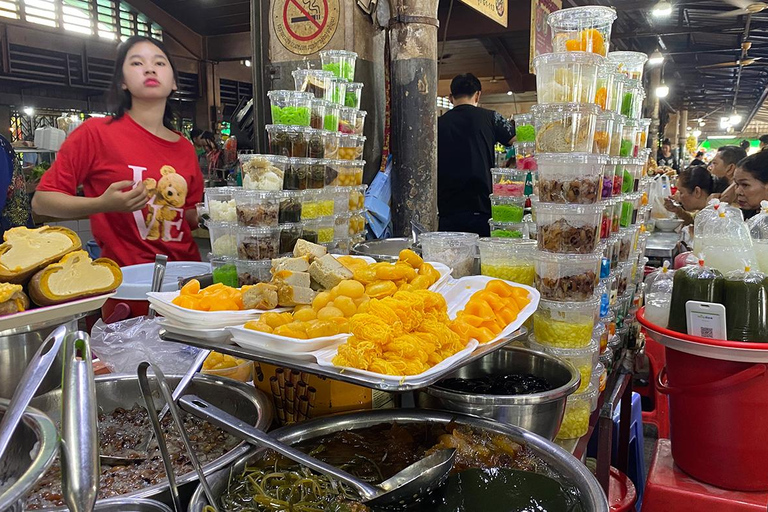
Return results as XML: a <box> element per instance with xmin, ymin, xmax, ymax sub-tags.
<box><xmin>353</xmin><ymin>110</ymin><xmax>367</xmax><ymax>136</ymax></box>
<box><xmin>636</xmin><ymin>118</ymin><xmax>651</xmax><ymax>152</ymax></box>
<box><xmin>607</xmin><ymin>73</ymin><xmax>627</xmax><ymax>115</ymax></box>
<box><xmin>234</xmin><ymin>190</ymin><xmax>280</xmax><ymax>227</ymax></box>
<box><xmin>514</xmin><ymin>141</ymin><xmax>537</xmax><ymax>171</ymax></box>
<box><xmin>535</xmin><ymin>202</ymin><xmax>603</xmax><ymax>254</ymax></box>
<box><xmin>491</xmin><ymin>195</ymin><xmax>526</xmax><ymax>223</ymax></box>
<box><xmin>619</xmin><ymin>193</ymin><xmax>640</xmax><ymax>228</ymax></box>
<box><xmin>607</xmin><ymin>51</ymin><xmax>648</xmax><ymax>81</ymax></box>
<box><xmin>620</xmin><ymin>78</ymin><xmax>643</xmax><ymax>118</ymax></box>
<box><xmin>609</xmin><ymin>115</ymin><xmax>625</xmax><ymax>156</ymax></box>
<box><xmin>304</xmin><ymin>128</ymin><xmax>324</xmax><ymax>159</ymax></box>
<box><xmin>211</xmin><ymin>256</ymin><xmax>238</xmax><ymax>287</ymax></box>
<box><xmin>334</xmin><ymin>212</ymin><xmax>350</xmax><ymax>239</ymax></box>
<box><xmin>235</xmin><ymin>259</ymin><xmax>273</xmax><ymax>285</ymax></box>
<box><xmin>326</xmin><ymin>186</ymin><xmax>349</xmax><ymax>214</ymax></box>
<box><xmin>344</xmin><ymin>82</ymin><xmax>364</xmax><ymax>108</ymax></box>
<box><xmin>594</xmin><ymin>63</ymin><xmax>615</xmax><ymax>110</ymax></box>
<box><xmin>491</xmin><ymin>168</ymin><xmax>527</xmax><ymax>197</ymax></box>
<box><xmin>420</xmin><ymin>232</ymin><xmax>479</xmax><ymax>278</ymax></box>
<box><xmin>267</xmin><ymin>90</ymin><xmax>312</xmax><ymax>126</ymax></box>
<box><xmin>205</xmin><ymin>187</ymin><xmax>239</xmax><ymax>222</ymax></box>
<box><xmin>306</xmin><ymin>158</ymin><xmax>328</xmax><ymax>189</ymax></box>
<box><xmin>266</xmin><ymin>125</ymin><xmax>292</xmax><ymax>157</ymax></box>
<box><xmin>285</xmin><ymin>157</ymin><xmax>311</xmax><ymax>190</ymax></box>
<box><xmin>488</xmin><ymin>221</ymin><xmax>530</xmax><ymax>239</ymax></box>
<box><xmin>236</xmin><ymin>226</ymin><xmax>281</xmax><ymax>260</ymax></box>
<box><xmin>323</xmin><ymin>130</ymin><xmax>340</xmax><ymax>159</ymax></box>
<box><xmin>349</xmin><ymin>184</ymin><xmax>366</xmax><ymax>210</ymax></box>
<box><xmin>316</xmin><ymin>215</ymin><xmax>335</xmax><ymax>243</ymax></box>
<box><xmin>608</xmin><ymin>234</ymin><xmax>621</xmax><ymax>271</ymax></box>
<box><xmin>513</xmin><ymin>113</ymin><xmax>535</xmax><ymax>142</ymax></box>
<box><xmin>323</xmin><ymin>102</ymin><xmax>341</xmax><ymax>132</ymax></box>
<box><xmin>320</xmin><ymin>49</ymin><xmax>358</xmax><ymax>81</ymax></box>
<box><xmin>278</xmin><ymin>190</ymin><xmax>303</xmax><ymax>223</ymax></box>
<box><xmin>349</xmin><ymin>209</ymin><xmax>366</xmax><ymax>235</ymax></box>
<box><xmin>328</xmin><ymin>77</ymin><xmax>348</xmax><ymax>105</ymax></box>
<box><xmin>534</xmin><ymin>250</ymin><xmax>602</xmax><ymax>301</ymax></box>
<box><xmin>240</xmin><ymin>154</ymin><xmax>289</xmax><ymax>191</ymax></box>
<box><xmin>548</xmin><ymin>6</ymin><xmax>617</xmax><ymax>56</ymax></box>
<box><xmin>479</xmin><ymin>238</ymin><xmax>536</xmax><ymax>285</ymax></box>
<box><xmin>338</xmin><ymin>134</ymin><xmax>366</xmax><ymax>160</ymax></box>
<box><xmin>329</xmin><ymin>159</ymin><xmax>364</xmax><ymax>186</ymax></box>
<box><xmin>292</xmin><ymin>69</ymin><xmax>334</xmax><ymax>98</ymax></box>
<box><xmin>601</xmin><ymin>161</ymin><xmax>615</xmax><ymax>201</ymax></box>
<box><xmin>592</xmin><ymin>362</ymin><xmax>607</xmax><ymax>392</ymax></box>
<box><xmin>614</xmin><ymin>261</ymin><xmax>632</xmax><ymax>296</ymax></box>
<box><xmin>594</xmin><ymin>111</ymin><xmax>615</xmax><ymax>155</ymax></box>
<box><xmin>279</xmin><ymin>222</ymin><xmax>303</xmax><ymax>254</ymax></box>
<box><xmin>536</xmin><ymin>153</ymin><xmax>606</xmax><ymax>204</ymax></box>
<box><xmin>301</xmin><ymin>189</ymin><xmax>322</xmax><ymax>220</ymax></box>
<box><xmin>531</xmin><ymin>103</ymin><xmax>599</xmax><ymax>153</ymax></box>
<box><xmin>610</xmin><ymin>197</ymin><xmax>622</xmax><ymax>233</ymax></box>
<box><xmin>533</xmin><ymin>52</ymin><xmax>603</xmax><ymax>104</ymax></box>
<box><xmin>533</xmin><ymin>297</ymin><xmax>599</xmax><ymax>348</ymax></box>
<box><xmin>301</xmin><ymin>218</ymin><xmax>320</xmax><ymax>244</ymax></box>
<box><xmin>309</xmin><ymin>99</ymin><xmax>326</xmax><ymax>129</ymax></box>
<box><xmin>207</xmin><ymin>220</ymin><xmax>238</xmax><ymax>258</ymax></box>
<box><xmin>338</xmin><ymin>106</ymin><xmax>357</xmax><ymax>135</ymax></box>
<box><xmin>557</xmin><ymin>384</ymin><xmax>598</xmax><ymax>439</ymax></box>
<box><xmin>527</xmin><ymin>334</ymin><xmax>599</xmax><ymax>392</ymax></box>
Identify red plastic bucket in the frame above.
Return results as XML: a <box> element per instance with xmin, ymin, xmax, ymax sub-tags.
<box><xmin>639</xmin><ymin>307</ymin><xmax>768</xmax><ymax>491</ymax></box>
<box><xmin>609</xmin><ymin>467</ymin><xmax>637</xmax><ymax>512</ymax></box>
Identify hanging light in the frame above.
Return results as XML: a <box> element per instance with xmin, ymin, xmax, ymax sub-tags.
<box><xmin>23</xmin><ymin>107</ymin><xmax>34</xmax><ymax>116</ymax></box>
<box><xmin>729</xmin><ymin>112</ymin><xmax>743</xmax><ymax>125</ymax></box>
<box><xmin>243</xmin><ymin>59</ymin><xmax>252</xmax><ymax>67</ymax></box>
<box><xmin>652</xmin><ymin>0</ymin><xmax>673</xmax><ymax>17</ymax></box>
<box><xmin>693</xmin><ymin>128</ymin><xmax>702</xmax><ymax>137</ymax></box>
<box><xmin>648</xmin><ymin>49</ymin><xmax>664</xmax><ymax>65</ymax></box>
<box><xmin>698</xmin><ymin>119</ymin><xmax>706</xmax><ymax>127</ymax></box>
<box><xmin>507</xmin><ymin>91</ymin><xmax>513</xmax><ymax>96</ymax></box>
<box><xmin>720</xmin><ymin>116</ymin><xmax>732</xmax><ymax>129</ymax></box>
<box><xmin>655</xmin><ymin>83</ymin><xmax>669</xmax><ymax>98</ymax></box>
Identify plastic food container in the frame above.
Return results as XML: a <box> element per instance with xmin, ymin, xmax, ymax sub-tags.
<box><xmin>620</xmin><ymin>193</ymin><xmax>641</xmax><ymax>228</ymax></box>
<box><xmin>621</xmin><ymin>79</ymin><xmax>644</xmax><ymax>119</ymax></box>
<box><xmin>205</xmin><ymin>187</ymin><xmax>239</xmax><ymax>222</ymax></box>
<box><xmin>609</xmin><ymin>115</ymin><xmax>625</xmax><ymax>156</ymax></box>
<box><xmin>479</xmin><ymin>238</ymin><xmax>536</xmax><ymax>285</ymax></box>
<box><xmin>635</xmin><ymin>118</ymin><xmax>651</xmax><ymax>153</ymax></box>
<box><xmin>266</xmin><ymin>125</ymin><xmax>314</xmax><ymax>158</ymax></box>
<box><xmin>267</xmin><ymin>90</ymin><xmax>312</xmax><ymax>126</ymax></box>
<box><xmin>353</xmin><ymin>110</ymin><xmax>366</xmax><ymax>136</ymax></box>
<box><xmin>235</xmin><ymin>190</ymin><xmax>280</xmax><ymax>227</ymax></box>
<box><xmin>240</xmin><ymin>154</ymin><xmax>289</xmax><ymax>191</ymax></box>
<box><xmin>349</xmin><ymin>209</ymin><xmax>366</xmax><ymax>235</ymax></box>
<box><xmin>292</xmin><ymin>69</ymin><xmax>333</xmax><ymax>98</ymax></box>
<box><xmin>278</xmin><ymin>190</ymin><xmax>303</xmax><ymax>223</ymax></box>
<box><xmin>614</xmin><ymin>261</ymin><xmax>632</xmax><ymax>296</ymax></box>
<box><xmin>338</xmin><ymin>106</ymin><xmax>356</xmax><ymax>134</ymax></box>
<box><xmin>557</xmin><ymin>384</ymin><xmax>599</xmax><ymax>439</ymax></box>
<box><xmin>210</xmin><ymin>257</ymin><xmax>238</xmax><ymax>287</ymax></box>
<box><xmin>202</xmin><ymin>358</ymin><xmax>253</xmax><ymax>382</ymax></box>
<box><xmin>304</xmin><ymin>128</ymin><xmax>325</xmax><ymax>159</ymax></box>
<box><xmin>547</xmin><ymin>6</ymin><xmax>617</xmax><ymax>57</ymax></box>
<box><xmin>315</xmin><ymin>215</ymin><xmax>335</xmax><ymax>243</ymax></box>
<box><xmin>207</xmin><ymin>220</ymin><xmax>238</xmax><ymax>258</ymax></box>
<box><xmin>236</xmin><ymin>226</ymin><xmax>281</xmax><ymax>260</ymax></box>
<box><xmin>513</xmin><ymin>113</ymin><xmax>535</xmax><ymax>142</ymax></box>
<box><xmin>610</xmin><ymin>199</ymin><xmax>622</xmax><ymax>233</ymax></box>
<box><xmin>308</xmin><ymin>158</ymin><xmax>329</xmax><ymax>189</ymax></box>
<box><xmin>349</xmin><ymin>184</ymin><xmax>366</xmax><ymax>210</ymax></box>
<box><xmin>536</xmin><ymin>153</ymin><xmax>606</xmax><ymax>204</ymax></box>
<box><xmin>594</xmin><ymin>111</ymin><xmax>615</xmax><ymax>155</ymax></box>
<box><xmin>235</xmin><ymin>259</ymin><xmax>273</xmax><ymax>285</ymax></box>
<box><xmin>301</xmin><ymin>189</ymin><xmax>335</xmax><ymax>220</ymax></box>
<box><xmin>323</xmin><ymin>130</ymin><xmax>340</xmax><ymax>159</ymax></box>
<box><xmin>535</xmin><ymin>202</ymin><xmax>602</xmax><ymax>254</ymax></box>
<box><xmin>491</xmin><ymin>168</ymin><xmax>526</xmax><ymax>197</ymax></box>
<box><xmin>333</xmin><ymin>212</ymin><xmax>351</xmax><ymax>239</ymax></box>
<box><xmin>328</xmin><ymin>77</ymin><xmax>348</xmax><ymax>105</ymax></box>
<box><xmin>601</xmin><ymin>162</ymin><xmax>615</xmax><ymax>201</ymax></box>
<box><xmin>284</xmin><ymin>157</ymin><xmax>311</xmax><ymax>190</ymax></box>
<box><xmin>266</xmin><ymin>125</ymin><xmax>291</xmax><ymax>157</ymax></box>
<box><xmin>279</xmin><ymin>222</ymin><xmax>303</xmax><ymax>254</ymax></box>
<box><xmin>323</xmin><ymin>102</ymin><xmax>341</xmax><ymax>132</ymax></box>
<box><xmin>320</xmin><ymin>49</ymin><xmax>357</xmax><ymax>81</ymax></box>
<box><xmin>513</xmin><ymin>141</ymin><xmax>537</xmax><ymax>171</ymax></box>
<box><xmin>420</xmin><ymin>231</ymin><xmax>479</xmax><ymax>278</ymax></box>
<box><xmin>607</xmin><ymin>74</ymin><xmax>627</xmax><ymax>115</ymax></box>
<box><xmin>528</xmin><ymin>334</ymin><xmax>599</xmax><ymax>393</ymax></box>
<box><xmin>534</xmin><ymin>250</ymin><xmax>601</xmax><ymax>301</ymax></box>
<box><xmin>591</xmin><ymin>362</ymin><xmax>607</xmax><ymax>392</ymax></box>
<box><xmin>621</xmin><ymin>120</ymin><xmax>639</xmax><ymax>158</ymax></box>
<box><xmin>532</xmin><ymin>103</ymin><xmax>599</xmax><ymax>153</ymax></box>
<box><xmin>345</xmin><ymin>81</ymin><xmax>364</xmax><ymax>108</ymax></box>
<box><xmin>534</xmin><ymin>52</ymin><xmax>603</xmax><ymax>104</ymax></box>
<box><xmin>338</xmin><ymin>134</ymin><xmax>366</xmax><ymax>160</ymax></box>
<box><xmin>534</xmin><ymin>297</ymin><xmax>599</xmax><ymax>348</ymax></box>
<box><xmin>607</xmin><ymin>51</ymin><xmax>648</xmax><ymax>80</ymax></box>
<box><xmin>309</xmin><ymin>99</ymin><xmax>326</xmax><ymax>129</ymax></box>
<box><xmin>489</xmin><ymin>221</ymin><xmax>530</xmax><ymax>239</ymax></box>
<box><xmin>594</xmin><ymin>63</ymin><xmax>615</xmax><ymax>110</ymax></box>
<box><xmin>330</xmin><ymin>159</ymin><xmax>365</xmax><ymax>186</ymax></box>
<box><xmin>491</xmin><ymin>195</ymin><xmax>525</xmax><ymax>222</ymax></box>
<box><xmin>326</xmin><ymin>186</ymin><xmax>348</xmax><ymax>214</ymax></box>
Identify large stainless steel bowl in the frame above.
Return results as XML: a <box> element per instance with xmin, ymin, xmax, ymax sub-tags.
<box><xmin>0</xmin><ymin>400</ymin><xmax>58</xmax><ymax>512</ymax></box>
<box><xmin>418</xmin><ymin>346</ymin><xmax>580</xmax><ymax>440</ymax></box>
<box><xmin>93</xmin><ymin>498</ymin><xmax>173</xmax><ymax>511</ymax></box>
<box><xmin>187</xmin><ymin>409</ymin><xmax>608</xmax><ymax>512</ymax></box>
<box><xmin>28</xmin><ymin>373</ymin><xmax>273</xmax><ymax>510</ymax></box>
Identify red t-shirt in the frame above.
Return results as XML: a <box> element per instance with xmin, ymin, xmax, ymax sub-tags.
<box><xmin>37</xmin><ymin>115</ymin><xmax>203</xmax><ymax>267</ymax></box>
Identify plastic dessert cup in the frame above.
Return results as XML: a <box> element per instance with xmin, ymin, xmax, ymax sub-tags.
<box><xmin>607</xmin><ymin>51</ymin><xmax>648</xmax><ymax>80</ymax></box>
<box><xmin>535</xmin><ymin>202</ymin><xmax>603</xmax><ymax>254</ymax></box>
<box><xmin>320</xmin><ymin>49</ymin><xmax>358</xmax><ymax>81</ymax></box>
<box><xmin>531</xmin><ymin>102</ymin><xmax>599</xmax><ymax>154</ymax></box>
<box><xmin>547</xmin><ymin>6</ymin><xmax>617</xmax><ymax>57</ymax></box>
<box><xmin>533</xmin><ymin>52</ymin><xmax>603</xmax><ymax>104</ymax></box>
<box><xmin>533</xmin><ymin>297</ymin><xmax>600</xmax><ymax>349</ymax></box>
<box><xmin>534</xmin><ymin>250</ymin><xmax>602</xmax><ymax>301</ymax></box>
<box><xmin>536</xmin><ymin>153</ymin><xmax>606</xmax><ymax>204</ymax></box>
<box><xmin>479</xmin><ymin>238</ymin><xmax>536</xmax><ymax>285</ymax></box>
<box><xmin>268</xmin><ymin>90</ymin><xmax>312</xmax><ymax>126</ymax></box>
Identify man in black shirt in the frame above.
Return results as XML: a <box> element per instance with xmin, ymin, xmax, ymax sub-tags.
<box><xmin>437</xmin><ymin>74</ymin><xmax>516</xmax><ymax>236</ymax></box>
<box><xmin>656</xmin><ymin>140</ymin><xmax>678</xmax><ymax>171</ymax></box>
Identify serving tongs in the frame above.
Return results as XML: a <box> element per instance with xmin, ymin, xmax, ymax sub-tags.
<box><xmin>60</xmin><ymin>331</ymin><xmax>99</xmax><ymax>512</ymax></box>
<box><xmin>0</xmin><ymin>324</ymin><xmax>67</xmax><ymax>463</ymax></box>
<box><xmin>137</xmin><ymin>361</ymin><xmax>219</xmax><ymax>512</ymax></box>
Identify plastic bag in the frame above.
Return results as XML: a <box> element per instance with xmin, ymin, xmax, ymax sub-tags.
<box><xmin>668</xmin><ymin>256</ymin><xmax>724</xmax><ymax>334</ymax></box>
<box><xmin>697</xmin><ymin>205</ymin><xmax>756</xmax><ymax>275</ymax></box>
<box><xmin>724</xmin><ymin>263</ymin><xmax>768</xmax><ymax>342</ymax></box>
<box><xmin>693</xmin><ymin>199</ymin><xmax>743</xmax><ymax>254</ymax></box>
<box><xmin>747</xmin><ymin>201</ymin><xmax>768</xmax><ymax>272</ymax></box>
<box><xmin>90</xmin><ymin>317</ymin><xmax>201</xmax><ymax>374</ymax></box>
<box><xmin>644</xmin><ymin>261</ymin><xmax>674</xmax><ymax>328</ymax></box>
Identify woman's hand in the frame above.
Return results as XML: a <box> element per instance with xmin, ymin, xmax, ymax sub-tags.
<box><xmin>663</xmin><ymin>197</ymin><xmax>683</xmax><ymax>215</ymax></box>
<box><xmin>98</xmin><ymin>180</ymin><xmax>148</xmax><ymax>213</ymax></box>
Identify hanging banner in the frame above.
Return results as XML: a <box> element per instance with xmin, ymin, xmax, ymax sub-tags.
<box><xmin>272</xmin><ymin>0</ymin><xmax>340</xmax><ymax>55</ymax></box>
<box><xmin>529</xmin><ymin>0</ymin><xmax>561</xmax><ymax>73</ymax></box>
<box><xmin>459</xmin><ymin>0</ymin><xmax>507</xmax><ymax>28</ymax></box>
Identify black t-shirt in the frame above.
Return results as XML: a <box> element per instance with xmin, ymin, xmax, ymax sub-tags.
<box><xmin>437</xmin><ymin>105</ymin><xmax>515</xmax><ymax>215</ymax></box>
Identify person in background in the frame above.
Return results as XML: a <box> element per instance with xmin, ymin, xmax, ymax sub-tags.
<box><xmin>657</xmin><ymin>140</ymin><xmax>678</xmax><ymax>171</ymax></box>
<box><xmin>32</xmin><ymin>35</ymin><xmax>203</xmax><ymax>267</ymax></box>
<box><xmin>734</xmin><ymin>150</ymin><xmax>768</xmax><ymax>219</ymax></box>
<box><xmin>740</xmin><ymin>140</ymin><xmax>751</xmax><ymax>152</ymax></box>
<box><xmin>690</xmin><ymin>151</ymin><xmax>705</xmax><ymax>167</ymax></box>
<box><xmin>437</xmin><ymin>73</ymin><xmax>516</xmax><ymax>236</ymax></box>
<box><xmin>189</xmin><ymin>128</ymin><xmax>204</xmax><ymax>155</ymax></box>
<box><xmin>759</xmin><ymin>134</ymin><xmax>768</xmax><ymax>151</ymax></box>
<box><xmin>664</xmin><ymin>165</ymin><xmax>714</xmax><ymax>226</ymax></box>
<box><xmin>708</xmin><ymin>145</ymin><xmax>747</xmax><ymax>204</ymax></box>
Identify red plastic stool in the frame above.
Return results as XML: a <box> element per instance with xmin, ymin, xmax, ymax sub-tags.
<box><xmin>610</xmin><ymin>467</ymin><xmax>638</xmax><ymax>512</ymax></box>
<box><xmin>641</xmin><ymin>439</ymin><xmax>768</xmax><ymax>512</ymax></box>
<box><xmin>637</xmin><ymin>331</ymin><xmax>670</xmax><ymax>438</ymax></box>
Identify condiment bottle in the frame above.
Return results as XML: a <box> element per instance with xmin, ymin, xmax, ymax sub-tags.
<box><xmin>668</xmin><ymin>256</ymin><xmax>724</xmax><ymax>334</ymax></box>
<box><xmin>724</xmin><ymin>264</ymin><xmax>768</xmax><ymax>342</ymax></box>
<box><xmin>644</xmin><ymin>260</ymin><xmax>674</xmax><ymax>328</ymax></box>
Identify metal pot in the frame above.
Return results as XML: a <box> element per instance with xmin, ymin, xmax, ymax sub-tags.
<box><xmin>187</xmin><ymin>409</ymin><xmax>607</xmax><ymax>512</ymax></box>
<box><xmin>92</xmin><ymin>498</ymin><xmax>173</xmax><ymax>511</ymax></box>
<box><xmin>0</xmin><ymin>400</ymin><xmax>58</xmax><ymax>512</ymax></box>
<box><xmin>352</xmin><ymin>237</ymin><xmax>416</xmax><ymax>262</ymax></box>
<box><xmin>418</xmin><ymin>347</ymin><xmax>580</xmax><ymax>440</ymax></box>
<box><xmin>0</xmin><ymin>316</ymin><xmax>80</xmax><ymax>399</ymax></box>
<box><xmin>28</xmin><ymin>373</ymin><xmax>273</xmax><ymax>510</ymax></box>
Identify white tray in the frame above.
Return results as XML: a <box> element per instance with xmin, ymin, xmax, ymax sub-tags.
<box><xmin>147</xmin><ymin>291</ymin><xmax>287</xmax><ymax>329</ymax></box>
<box><xmin>229</xmin><ymin>332</ymin><xmax>342</xmax><ymax>362</ymax></box>
<box><xmin>0</xmin><ymin>293</ymin><xmax>114</xmax><ymax>334</ymax></box>
<box><xmin>227</xmin><ymin>325</ymin><xmax>347</xmax><ymax>353</ymax></box>
<box><xmin>158</xmin><ymin>318</ymin><xmax>233</xmax><ymax>343</ymax></box>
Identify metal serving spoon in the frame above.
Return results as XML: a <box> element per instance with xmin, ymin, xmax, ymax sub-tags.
<box><xmin>178</xmin><ymin>394</ymin><xmax>456</xmax><ymax>508</ymax></box>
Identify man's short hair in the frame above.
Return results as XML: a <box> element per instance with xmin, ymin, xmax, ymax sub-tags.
<box><xmin>450</xmin><ymin>74</ymin><xmax>482</xmax><ymax>99</ymax></box>
<box><xmin>759</xmin><ymin>134</ymin><xmax>768</xmax><ymax>145</ymax></box>
<box><xmin>190</xmin><ymin>128</ymin><xmax>202</xmax><ymax>139</ymax></box>
<box><xmin>717</xmin><ymin>145</ymin><xmax>748</xmax><ymax>166</ymax></box>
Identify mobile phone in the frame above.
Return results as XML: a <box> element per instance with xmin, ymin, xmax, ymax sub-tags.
<box><xmin>685</xmin><ymin>300</ymin><xmax>727</xmax><ymax>340</ymax></box>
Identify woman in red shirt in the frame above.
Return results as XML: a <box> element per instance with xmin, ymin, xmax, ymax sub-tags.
<box><xmin>32</xmin><ymin>36</ymin><xmax>203</xmax><ymax>267</ymax></box>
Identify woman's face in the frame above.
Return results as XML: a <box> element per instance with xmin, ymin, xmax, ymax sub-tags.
<box><xmin>677</xmin><ymin>182</ymin><xmax>708</xmax><ymax>212</ymax></box>
<box><xmin>734</xmin><ymin>167</ymin><xmax>768</xmax><ymax>210</ymax></box>
<box><xmin>121</xmin><ymin>41</ymin><xmax>176</xmax><ymax>101</ymax></box>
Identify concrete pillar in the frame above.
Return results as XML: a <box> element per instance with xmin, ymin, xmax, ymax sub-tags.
<box><xmin>195</xmin><ymin>61</ymin><xmax>221</xmax><ymax>132</ymax></box>
<box><xmin>678</xmin><ymin>109</ymin><xmax>688</xmax><ymax>162</ymax></box>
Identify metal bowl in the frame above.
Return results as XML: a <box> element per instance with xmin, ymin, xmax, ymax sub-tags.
<box><xmin>418</xmin><ymin>347</ymin><xmax>580</xmax><ymax>440</ymax></box>
<box><xmin>0</xmin><ymin>400</ymin><xmax>58</xmax><ymax>512</ymax></box>
<box><xmin>93</xmin><ymin>498</ymin><xmax>173</xmax><ymax>511</ymax></box>
<box><xmin>187</xmin><ymin>409</ymin><xmax>607</xmax><ymax>512</ymax></box>
<box><xmin>654</xmin><ymin>218</ymin><xmax>684</xmax><ymax>232</ymax></box>
<box><xmin>28</xmin><ymin>373</ymin><xmax>273</xmax><ymax>510</ymax></box>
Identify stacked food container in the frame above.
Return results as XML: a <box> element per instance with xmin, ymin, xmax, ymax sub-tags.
<box><xmin>204</xmin><ymin>50</ymin><xmax>368</xmax><ymax>287</ymax></box>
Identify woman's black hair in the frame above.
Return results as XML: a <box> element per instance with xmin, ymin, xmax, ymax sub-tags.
<box><xmin>108</xmin><ymin>35</ymin><xmax>179</xmax><ymax>130</ymax></box>
<box><xmin>678</xmin><ymin>164</ymin><xmax>714</xmax><ymax>195</ymax></box>
<box><xmin>737</xmin><ymin>150</ymin><xmax>768</xmax><ymax>184</ymax></box>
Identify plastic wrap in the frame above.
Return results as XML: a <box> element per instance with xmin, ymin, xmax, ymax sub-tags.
<box><xmin>748</xmin><ymin>201</ymin><xmax>768</xmax><ymax>272</ymax></box>
<box><xmin>697</xmin><ymin>208</ymin><xmax>756</xmax><ymax>274</ymax></box>
<box><xmin>667</xmin><ymin>257</ymin><xmax>724</xmax><ymax>334</ymax></box>
<box><xmin>644</xmin><ymin>261</ymin><xmax>674</xmax><ymax>328</ymax></box>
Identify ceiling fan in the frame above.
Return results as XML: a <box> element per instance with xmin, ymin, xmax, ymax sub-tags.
<box><xmin>715</xmin><ymin>0</ymin><xmax>767</xmax><ymax>17</ymax></box>
<box><xmin>696</xmin><ymin>41</ymin><xmax>763</xmax><ymax>68</ymax></box>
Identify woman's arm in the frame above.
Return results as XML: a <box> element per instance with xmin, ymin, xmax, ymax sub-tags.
<box><xmin>32</xmin><ymin>180</ymin><xmax>148</xmax><ymax>219</ymax></box>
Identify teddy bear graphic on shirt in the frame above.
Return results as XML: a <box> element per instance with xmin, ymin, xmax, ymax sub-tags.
<box><xmin>143</xmin><ymin>165</ymin><xmax>188</xmax><ymax>241</ymax></box>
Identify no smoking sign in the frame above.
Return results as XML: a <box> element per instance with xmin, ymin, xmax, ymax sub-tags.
<box><xmin>272</xmin><ymin>0</ymin><xmax>340</xmax><ymax>55</ymax></box>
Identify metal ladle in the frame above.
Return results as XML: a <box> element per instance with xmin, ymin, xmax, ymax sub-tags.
<box><xmin>178</xmin><ymin>395</ymin><xmax>456</xmax><ymax>508</ymax></box>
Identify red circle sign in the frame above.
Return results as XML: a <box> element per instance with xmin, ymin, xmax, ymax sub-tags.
<box><xmin>273</xmin><ymin>0</ymin><xmax>339</xmax><ymax>55</ymax></box>
<box><xmin>283</xmin><ymin>0</ymin><xmax>328</xmax><ymax>42</ymax></box>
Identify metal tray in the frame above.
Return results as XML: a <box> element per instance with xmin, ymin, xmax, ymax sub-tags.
<box><xmin>160</xmin><ymin>328</ymin><xmax>527</xmax><ymax>392</ymax></box>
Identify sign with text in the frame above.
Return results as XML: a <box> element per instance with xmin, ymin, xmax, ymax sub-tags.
<box><xmin>272</xmin><ymin>0</ymin><xmax>340</xmax><ymax>55</ymax></box>
<box><xmin>460</xmin><ymin>0</ymin><xmax>507</xmax><ymax>27</ymax></box>
<box><xmin>529</xmin><ymin>0</ymin><xmax>561</xmax><ymax>73</ymax></box>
